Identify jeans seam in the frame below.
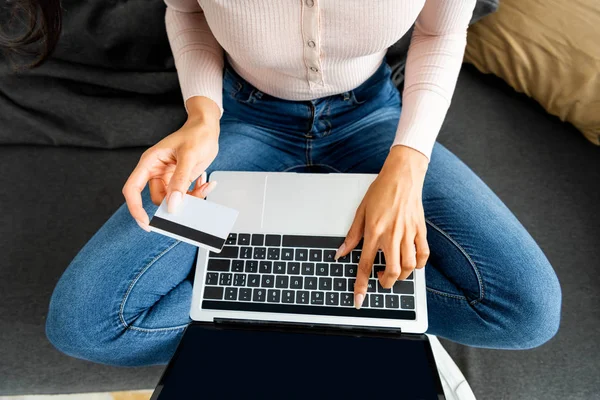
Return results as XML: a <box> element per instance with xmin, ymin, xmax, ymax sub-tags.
<box><xmin>425</xmin><ymin>218</ymin><xmax>485</xmax><ymax>306</ymax></box>
<box><xmin>306</xmin><ymin>138</ymin><xmax>312</xmax><ymax>166</ymax></box>
<box><xmin>118</xmin><ymin>240</ymin><xmax>189</xmax><ymax>333</ymax></box>
<box><xmin>282</xmin><ymin>163</ymin><xmax>342</xmax><ymax>173</ymax></box>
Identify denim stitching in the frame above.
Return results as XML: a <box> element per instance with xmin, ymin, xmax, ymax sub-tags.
<box><xmin>425</xmin><ymin>218</ymin><xmax>485</xmax><ymax>306</ymax></box>
<box><xmin>306</xmin><ymin>138</ymin><xmax>312</xmax><ymax>166</ymax></box>
<box><xmin>118</xmin><ymin>240</ymin><xmax>189</xmax><ymax>333</ymax></box>
<box><xmin>282</xmin><ymin>163</ymin><xmax>342</xmax><ymax>173</ymax></box>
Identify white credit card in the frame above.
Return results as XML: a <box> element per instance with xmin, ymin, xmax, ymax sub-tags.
<box><xmin>149</xmin><ymin>194</ymin><xmax>239</xmax><ymax>253</ymax></box>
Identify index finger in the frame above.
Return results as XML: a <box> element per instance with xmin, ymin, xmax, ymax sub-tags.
<box><xmin>122</xmin><ymin>159</ymin><xmax>152</xmax><ymax>226</ymax></box>
<box><xmin>353</xmin><ymin>235</ymin><xmax>378</xmax><ymax>309</ymax></box>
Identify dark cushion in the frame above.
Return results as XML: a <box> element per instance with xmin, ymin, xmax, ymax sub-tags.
<box><xmin>1</xmin><ymin>65</ymin><xmax>599</xmax><ymax>398</ymax></box>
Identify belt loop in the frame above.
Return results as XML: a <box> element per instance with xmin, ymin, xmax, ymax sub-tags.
<box><xmin>342</xmin><ymin>91</ymin><xmax>351</xmax><ymax>101</ymax></box>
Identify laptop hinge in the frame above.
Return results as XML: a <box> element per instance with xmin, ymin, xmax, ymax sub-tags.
<box><xmin>213</xmin><ymin>317</ymin><xmax>403</xmax><ymax>336</ymax></box>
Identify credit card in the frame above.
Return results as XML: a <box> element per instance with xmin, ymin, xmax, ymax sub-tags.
<box><xmin>149</xmin><ymin>194</ymin><xmax>239</xmax><ymax>253</ymax></box>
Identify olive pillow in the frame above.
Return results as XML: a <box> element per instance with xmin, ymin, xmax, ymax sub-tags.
<box><xmin>464</xmin><ymin>0</ymin><xmax>600</xmax><ymax>145</ymax></box>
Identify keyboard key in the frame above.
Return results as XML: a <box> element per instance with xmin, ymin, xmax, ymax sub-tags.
<box><xmin>206</xmin><ymin>272</ymin><xmax>219</xmax><ymax>285</ymax></box>
<box><xmin>316</xmin><ymin>263</ymin><xmax>329</xmax><ymax>276</ymax></box>
<box><xmin>344</xmin><ymin>264</ymin><xmax>357</xmax><ymax>277</ymax></box>
<box><xmin>248</xmin><ymin>274</ymin><xmax>260</xmax><ymax>287</ymax></box>
<box><xmin>333</xmin><ymin>278</ymin><xmax>346</xmax><ymax>291</ymax></box>
<box><xmin>259</xmin><ymin>261</ymin><xmax>272</xmax><ymax>274</ymax></box>
<box><xmin>296</xmin><ymin>291</ymin><xmax>309</xmax><ymax>304</ymax></box>
<box><xmin>253</xmin><ymin>289</ymin><xmax>266</xmax><ymax>302</ymax></box>
<box><xmin>233</xmin><ymin>274</ymin><xmax>246</xmax><ymax>287</ymax></box>
<box><xmin>311</xmin><ymin>291</ymin><xmax>325</xmax><ymax>305</ymax></box>
<box><xmin>226</xmin><ymin>233</ymin><xmax>237</xmax><ymax>245</ymax></box>
<box><xmin>274</xmin><ymin>262</ymin><xmax>286</xmax><ymax>274</ymax></box>
<box><xmin>393</xmin><ymin>281</ymin><xmax>414</xmax><ymax>294</ymax></box>
<box><xmin>232</xmin><ymin>260</ymin><xmax>244</xmax><ymax>272</ymax></box>
<box><xmin>367</xmin><ymin>280</ymin><xmax>376</xmax><ymax>293</ymax></box>
<box><xmin>373</xmin><ymin>265</ymin><xmax>386</xmax><ymax>278</ymax></box>
<box><xmin>253</xmin><ymin>247</ymin><xmax>266</xmax><ymax>260</ymax></box>
<box><xmin>276</xmin><ymin>276</ymin><xmax>289</xmax><ymax>288</ymax></box>
<box><xmin>338</xmin><ymin>254</ymin><xmax>350</xmax><ymax>263</ymax></box>
<box><xmin>341</xmin><ymin>293</ymin><xmax>353</xmax><ymax>307</ymax></box>
<box><xmin>401</xmin><ymin>296</ymin><xmax>415</xmax><ymax>310</ymax></box>
<box><xmin>282</xmin><ymin>290</ymin><xmax>295</xmax><ymax>304</ymax></box>
<box><xmin>326</xmin><ymin>292</ymin><xmax>340</xmax><ymax>306</ymax></box>
<box><xmin>225</xmin><ymin>287</ymin><xmax>238</xmax><ymax>300</ymax></box>
<box><xmin>251</xmin><ymin>234</ymin><xmax>264</xmax><ymax>246</ymax></box>
<box><xmin>219</xmin><ymin>273</ymin><xmax>232</xmax><ymax>286</ymax></box>
<box><xmin>406</xmin><ymin>272</ymin><xmax>414</xmax><ymax>281</ymax></box>
<box><xmin>319</xmin><ymin>277</ymin><xmax>332</xmax><ymax>291</ymax></box>
<box><xmin>362</xmin><ymin>294</ymin><xmax>369</xmax><ymax>308</ymax></box>
<box><xmin>267</xmin><ymin>248</ymin><xmax>280</xmax><ymax>260</ymax></box>
<box><xmin>261</xmin><ymin>275</ymin><xmax>275</xmax><ymax>288</ymax></box>
<box><xmin>204</xmin><ymin>286</ymin><xmax>223</xmax><ymax>300</ymax></box>
<box><xmin>295</xmin><ymin>249</ymin><xmax>308</xmax><ymax>261</ymax></box>
<box><xmin>207</xmin><ymin>259</ymin><xmax>229</xmax><ymax>272</ymax></box>
<box><xmin>265</xmin><ymin>235</ymin><xmax>282</xmax><ymax>247</ymax></box>
<box><xmin>282</xmin><ymin>235</ymin><xmax>345</xmax><ymax>249</ymax></box>
<box><xmin>302</xmin><ymin>263</ymin><xmax>315</xmax><ymax>275</ymax></box>
<box><xmin>267</xmin><ymin>289</ymin><xmax>281</xmax><ymax>303</ymax></box>
<box><xmin>210</xmin><ymin>246</ymin><xmax>239</xmax><ymax>259</ymax></box>
<box><xmin>290</xmin><ymin>276</ymin><xmax>303</xmax><ymax>289</ymax></box>
<box><xmin>238</xmin><ymin>234</ymin><xmax>251</xmax><ymax>245</ymax></box>
<box><xmin>239</xmin><ymin>288</ymin><xmax>252</xmax><ymax>301</ymax></box>
<box><xmin>245</xmin><ymin>260</ymin><xmax>258</xmax><ymax>273</ymax></box>
<box><xmin>348</xmin><ymin>279</ymin><xmax>356</xmax><ymax>292</ymax></box>
<box><xmin>386</xmin><ymin>294</ymin><xmax>399</xmax><ymax>309</ymax></box>
<box><xmin>309</xmin><ymin>249</ymin><xmax>322</xmax><ymax>262</ymax></box>
<box><xmin>373</xmin><ymin>251</ymin><xmax>380</xmax><ymax>264</ymax></box>
<box><xmin>240</xmin><ymin>247</ymin><xmax>253</xmax><ymax>259</ymax></box>
<box><xmin>281</xmin><ymin>248</ymin><xmax>294</xmax><ymax>260</ymax></box>
<box><xmin>352</xmin><ymin>250</ymin><xmax>361</xmax><ymax>264</ymax></box>
<box><xmin>330</xmin><ymin>264</ymin><xmax>343</xmax><ymax>276</ymax></box>
<box><xmin>371</xmin><ymin>294</ymin><xmax>384</xmax><ymax>308</ymax></box>
<box><xmin>287</xmin><ymin>262</ymin><xmax>301</xmax><ymax>275</ymax></box>
<box><xmin>304</xmin><ymin>277</ymin><xmax>317</xmax><ymax>290</ymax></box>
<box><xmin>324</xmin><ymin>250</ymin><xmax>336</xmax><ymax>262</ymax></box>
<box><xmin>377</xmin><ymin>281</ymin><xmax>391</xmax><ymax>293</ymax></box>
<box><xmin>380</xmin><ymin>252</ymin><xmax>386</xmax><ymax>264</ymax></box>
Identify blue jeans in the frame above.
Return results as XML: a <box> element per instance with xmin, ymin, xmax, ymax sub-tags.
<box><xmin>46</xmin><ymin>62</ymin><xmax>561</xmax><ymax>366</ymax></box>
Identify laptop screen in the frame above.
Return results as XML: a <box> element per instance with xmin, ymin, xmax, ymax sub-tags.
<box><xmin>152</xmin><ymin>322</ymin><xmax>444</xmax><ymax>399</ymax></box>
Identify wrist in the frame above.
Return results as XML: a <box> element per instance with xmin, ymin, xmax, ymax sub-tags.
<box><xmin>185</xmin><ymin>96</ymin><xmax>221</xmax><ymax>127</ymax></box>
<box><xmin>383</xmin><ymin>145</ymin><xmax>429</xmax><ymax>180</ymax></box>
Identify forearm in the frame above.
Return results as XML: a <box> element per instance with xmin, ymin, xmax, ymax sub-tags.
<box><xmin>392</xmin><ymin>0</ymin><xmax>476</xmax><ymax>160</ymax></box>
<box><xmin>165</xmin><ymin>0</ymin><xmax>224</xmax><ymax>115</ymax></box>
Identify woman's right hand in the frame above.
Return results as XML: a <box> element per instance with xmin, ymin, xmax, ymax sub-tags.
<box><xmin>122</xmin><ymin>97</ymin><xmax>221</xmax><ymax>231</ymax></box>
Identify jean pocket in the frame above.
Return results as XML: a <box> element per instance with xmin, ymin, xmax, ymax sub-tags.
<box><xmin>223</xmin><ymin>68</ymin><xmax>262</xmax><ymax>104</ymax></box>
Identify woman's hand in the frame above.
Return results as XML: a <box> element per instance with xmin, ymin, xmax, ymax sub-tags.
<box><xmin>122</xmin><ymin>97</ymin><xmax>221</xmax><ymax>231</ymax></box>
<box><xmin>335</xmin><ymin>145</ymin><xmax>430</xmax><ymax>309</ymax></box>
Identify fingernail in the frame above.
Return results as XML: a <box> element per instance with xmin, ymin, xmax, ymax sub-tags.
<box><xmin>201</xmin><ymin>181</ymin><xmax>218</xmax><ymax>197</ymax></box>
<box><xmin>136</xmin><ymin>220</ymin><xmax>151</xmax><ymax>232</ymax></box>
<box><xmin>168</xmin><ymin>191</ymin><xmax>183</xmax><ymax>213</ymax></box>
<box><xmin>355</xmin><ymin>293</ymin><xmax>365</xmax><ymax>310</ymax></box>
<box><xmin>200</xmin><ymin>171</ymin><xmax>207</xmax><ymax>185</ymax></box>
<box><xmin>334</xmin><ymin>243</ymin><xmax>346</xmax><ymax>261</ymax></box>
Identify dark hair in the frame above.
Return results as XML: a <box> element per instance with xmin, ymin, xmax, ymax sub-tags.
<box><xmin>0</xmin><ymin>0</ymin><xmax>62</xmax><ymax>69</ymax></box>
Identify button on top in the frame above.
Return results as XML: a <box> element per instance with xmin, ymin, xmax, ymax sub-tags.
<box><xmin>306</xmin><ymin>0</ymin><xmax>314</xmax><ymax>7</ymax></box>
<box><xmin>307</xmin><ymin>40</ymin><xmax>316</xmax><ymax>48</ymax></box>
<box><xmin>310</xmin><ymin>67</ymin><xmax>319</xmax><ymax>72</ymax></box>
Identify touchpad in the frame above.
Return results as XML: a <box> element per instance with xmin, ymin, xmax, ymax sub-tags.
<box><xmin>261</xmin><ymin>174</ymin><xmax>363</xmax><ymax>236</ymax></box>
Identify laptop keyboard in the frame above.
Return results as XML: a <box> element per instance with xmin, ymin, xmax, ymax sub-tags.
<box><xmin>202</xmin><ymin>234</ymin><xmax>416</xmax><ymax>320</ymax></box>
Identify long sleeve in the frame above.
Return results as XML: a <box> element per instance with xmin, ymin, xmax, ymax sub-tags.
<box><xmin>392</xmin><ymin>0</ymin><xmax>476</xmax><ymax>159</ymax></box>
<box><xmin>164</xmin><ymin>0</ymin><xmax>224</xmax><ymax>113</ymax></box>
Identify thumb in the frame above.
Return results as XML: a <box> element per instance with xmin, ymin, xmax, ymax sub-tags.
<box><xmin>167</xmin><ymin>149</ymin><xmax>197</xmax><ymax>213</ymax></box>
<box><xmin>336</xmin><ymin>204</ymin><xmax>365</xmax><ymax>261</ymax></box>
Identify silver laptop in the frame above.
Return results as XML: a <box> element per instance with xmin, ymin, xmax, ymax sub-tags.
<box><xmin>189</xmin><ymin>171</ymin><xmax>428</xmax><ymax>334</ymax></box>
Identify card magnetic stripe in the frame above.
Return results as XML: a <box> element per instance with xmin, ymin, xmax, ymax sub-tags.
<box><xmin>150</xmin><ymin>216</ymin><xmax>225</xmax><ymax>249</ymax></box>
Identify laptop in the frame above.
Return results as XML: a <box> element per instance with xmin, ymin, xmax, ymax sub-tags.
<box><xmin>152</xmin><ymin>172</ymin><xmax>444</xmax><ymax>399</ymax></box>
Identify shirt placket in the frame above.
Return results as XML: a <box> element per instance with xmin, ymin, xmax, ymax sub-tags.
<box><xmin>301</xmin><ymin>0</ymin><xmax>324</xmax><ymax>88</ymax></box>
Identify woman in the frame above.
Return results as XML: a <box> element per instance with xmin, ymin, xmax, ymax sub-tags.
<box><xmin>6</xmin><ymin>0</ymin><xmax>560</xmax><ymax>369</ymax></box>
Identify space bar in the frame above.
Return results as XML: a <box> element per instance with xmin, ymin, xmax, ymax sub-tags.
<box><xmin>202</xmin><ymin>301</ymin><xmax>415</xmax><ymax>320</ymax></box>
<box><xmin>282</xmin><ymin>235</ymin><xmax>347</xmax><ymax>249</ymax></box>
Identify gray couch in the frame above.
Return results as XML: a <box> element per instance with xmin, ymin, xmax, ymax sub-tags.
<box><xmin>1</xmin><ymin>1</ymin><xmax>599</xmax><ymax>398</ymax></box>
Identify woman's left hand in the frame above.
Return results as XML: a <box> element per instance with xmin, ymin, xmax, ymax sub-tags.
<box><xmin>335</xmin><ymin>145</ymin><xmax>430</xmax><ymax>309</ymax></box>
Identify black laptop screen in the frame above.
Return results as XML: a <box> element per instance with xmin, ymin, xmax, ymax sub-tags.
<box><xmin>152</xmin><ymin>323</ymin><xmax>444</xmax><ymax>399</ymax></box>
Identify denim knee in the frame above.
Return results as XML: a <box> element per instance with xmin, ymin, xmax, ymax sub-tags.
<box><xmin>480</xmin><ymin>256</ymin><xmax>562</xmax><ymax>349</ymax></box>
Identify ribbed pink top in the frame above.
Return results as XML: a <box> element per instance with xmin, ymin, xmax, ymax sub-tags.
<box><xmin>165</xmin><ymin>0</ymin><xmax>476</xmax><ymax>159</ymax></box>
